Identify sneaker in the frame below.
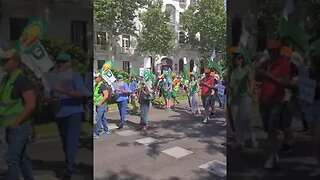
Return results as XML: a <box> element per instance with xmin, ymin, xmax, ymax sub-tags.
<box><xmin>310</xmin><ymin>168</ymin><xmax>320</xmax><ymax>177</ymax></box>
<box><xmin>264</xmin><ymin>153</ymin><xmax>277</xmax><ymax>169</ymax></box>
<box><xmin>141</xmin><ymin>125</ymin><xmax>147</xmax><ymax>131</ymax></box>
<box><xmin>117</xmin><ymin>124</ymin><xmax>124</xmax><ymax>129</ymax></box>
<box><xmin>210</xmin><ymin>112</ymin><xmax>215</xmax><ymax>117</ymax></box>
<box><xmin>203</xmin><ymin>117</ymin><xmax>208</xmax><ymax>124</ymax></box>
<box><xmin>93</xmin><ymin>134</ymin><xmax>99</xmax><ymax>139</ymax></box>
<box><xmin>100</xmin><ymin>131</ymin><xmax>110</xmax><ymax>136</ymax></box>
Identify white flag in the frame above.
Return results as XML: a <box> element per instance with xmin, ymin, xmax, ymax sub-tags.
<box><xmin>239</xmin><ymin>21</ymin><xmax>249</xmax><ymax>47</ymax></box>
<box><xmin>143</xmin><ymin>57</ymin><xmax>151</xmax><ymax>69</ymax></box>
<box><xmin>283</xmin><ymin>0</ymin><xmax>294</xmax><ymax>21</ymax></box>
<box><xmin>21</xmin><ymin>43</ymin><xmax>54</xmax><ymax>78</ymax></box>
<box><xmin>183</xmin><ymin>57</ymin><xmax>187</xmax><ymax>64</ymax></box>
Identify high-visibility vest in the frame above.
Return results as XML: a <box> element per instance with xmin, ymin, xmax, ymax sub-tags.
<box><xmin>94</xmin><ymin>81</ymin><xmax>104</xmax><ymax>105</ymax></box>
<box><xmin>0</xmin><ymin>69</ymin><xmax>25</xmax><ymax>126</ymax></box>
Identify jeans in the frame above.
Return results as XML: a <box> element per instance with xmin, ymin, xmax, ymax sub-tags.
<box><xmin>117</xmin><ymin>100</ymin><xmax>128</xmax><ymax>125</ymax></box>
<box><xmin>231</xmin><ymin>96</ymin><xmax>253</xmax><ymax>144</ymax></box>
<box><xmin>94</xmin><ymin>105</ymin><xmax>108</xmax><ymax>135</ymax></box>
<box><xmin>259</xmin><ymin>102</ymin><xmax>283</xmax><ymax>134</ymax></box>
<box><xmin>190</xmin><ymin>93</ymin><xmax>199</xmax><ymax>113</ymax></box>
<box><xmin>140</xmin><ymin>101</ymin><xmax>150</xmax><ymax>125</ymax></box>
<box><xmin>56</xmin><ymin>113</ymin><xmax>82</xmax><ymax>176</ymax></box>
<box><xmin>201</xmin><ymin>95</ymin><xmax>211</xmax><ymax>112</ymax></box>
<box><xmin>5</xmin><ymin>122</ymin><xmax>34</xmax><ymax>180</ymax></box>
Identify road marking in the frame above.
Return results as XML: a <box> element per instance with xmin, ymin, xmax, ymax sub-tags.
<box><xmin>135</xmin><ymin>137</ymin><xmax>161</xmax><ymax>146</ymax></box>
<box><xmin>161</xmin><ymin>146</ymin><xmax>193</xmax><ymax>159</ymax></box>
<box><xmin>199</xmin><ymin>160</ymin><xmax>226</xmax><ymax>177</ymax></box>
<box><xmin>115</xmin><ymin>130</ymin><xmax>139</xmax><ymax>137</ymax></box>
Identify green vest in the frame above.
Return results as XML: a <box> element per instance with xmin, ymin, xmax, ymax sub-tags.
<box><xmin>0</xmin><ymin>70</ymin><xmax>24</xmax><ymax>127</ymax></box>
<box><xmin>94</xmin><ymin>81</ymin><xmax>104</xmax><ymax>105</ymax></box>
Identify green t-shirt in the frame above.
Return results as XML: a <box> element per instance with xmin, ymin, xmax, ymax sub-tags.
<box><xmin>189</xmin><ymin>80</ymin><xmax>197</xmax><ymax>96</ymax></box>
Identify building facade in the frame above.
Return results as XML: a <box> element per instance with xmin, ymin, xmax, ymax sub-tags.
<box><xmin>0</xmin><ymin>0</ymin><xmax>93</xmax><ymax>56</ymax></box>
<box><xmin>93</xmin><ymin>0</ymin><xmax>201</xmax><ymax>75</ymax></box>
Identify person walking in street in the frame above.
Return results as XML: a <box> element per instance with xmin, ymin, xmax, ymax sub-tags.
<box><xmin>171</xmin><ymin>74</ymin><xmax>180</xmax><ymax>107</ymax></box>
<box><xmin>138</xmin><ymin>81</ymin><xmax>151</xmax><ymax>131</ymax></box>
<box><xmin>209</xmin><ymin>72</ymin><xmax>218</xmax><ymax>117</ymax></box>
<box><xmin>50</xmin><ymin>52</ymin><xmax>89</xmax><ymax>179</ymax></box>
<box><xmin>255</xmin><ymin>40</ymin><xmax>291</xmax><ymax>169</ymax></box>
<box><xmin>188</xmin><ymin>74</ymin><xmax>201</xmax><ymax>115</ymax></box>
<box><xmin>113</xmin><ymin>74</ymin><xmax>131</xmax><ymax>129</ymax></box>
<box><xmin>229</xmin><ymin>48</ymin><xmax>257</xmax><ymax>150</ymax></box>
<box><xmin>129</xmin><ymin>76</ymin><xmax>139</xmax><ymax>112</ymax></box>
<box><xmin>304</xmin><ymin>51</ymin><xmax>320</xmax><ymax>177</ymax></box>
<box><xmin>0</xmin><ymin>50</ymin><xmax>35</xmax><ymax>180</ymax></box>
<box><xmin>162</xmin><ymin>72</ymin><xmax>172</xmax><ymax>110</ymax></box>
<box><xmin>93</xmin><ymin>72</ymin><xmax>110</xmax><ymax>139</ymax></box>
<box><xmin>200</xmin><ymin>69</ymin><xmax>215</xmax><ymax>123</ymax></box>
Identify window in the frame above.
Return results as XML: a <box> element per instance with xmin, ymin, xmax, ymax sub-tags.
<box><xmin>9</xmin><ymin>18</ymin><xmax>28</xmax><ymax>41</ymax></box>
<box><xmin>123</xmin><ymin>61</ymin><xmax>130</xmax><ymax>74</ymax></box>
<box><xmin>165</xmin><ymin>4</ymin><xmax>176</xmax><ymax>24</ymax></box>
<box><xmin>71</xmin><ymin>21</ymin><xmax>87</xmax><ymax>52</ymax></box>
<box><xmin>122</xmin><ymin>35</ymin><xmax>130</xmax><ymax>48</ymax></box>
<box><xmin>179</xmin><ymin>59</ymin><xmax>184</xmax><ymax>72</ymax></box>
<box><xmin>190</xmin><ymin>59</ymin><xmax>195</xmax><ymax>72</ymax></box>
<box><xmin>96</xmin><ymin>31</ymin><xmax>107</xmax><ymax>50</ymax></box>
<box><xmin>179</xmin><ymin>31</ymin><xmax>186</xmax><ymax>44</ymax></box>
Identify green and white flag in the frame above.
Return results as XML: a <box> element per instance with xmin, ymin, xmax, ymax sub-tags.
<box><xmin>16</xmin><ymin>18</ymin><xmax>54</xmax><ymax>78</ymax></box>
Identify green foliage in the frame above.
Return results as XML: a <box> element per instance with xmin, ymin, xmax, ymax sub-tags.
<box><xmin>181</xmin><ymin>0</ymin><xmax>227</xmax><ymax>58</ymax></box>
<box><xmin>41</xmin><ymin>37</ymin><xmax>90</xmax><ymax>76</ymax></box>
<box><xmin>110</xmin><ymin>68</ymin><xmax>130</xmax><ymax>83</ymax></box>
<box><xmin>137</xmin><ymin>0</ymin><xmax>175</xmax><ymax>56</ymax></box>
<box><xmin>94</xmin><ymin>0</ymin><xmax>148</xmax><ymax>35</ymax></box>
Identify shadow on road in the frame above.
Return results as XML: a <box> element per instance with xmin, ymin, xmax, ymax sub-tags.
<box><xmin>95</xmin><ymin>168</ymin><xmax>151</xmax><ymax>180</ymax></box>
<box><xmin>32</xmin><ymin>160</ymin><xmax>93</xmax><ymax>179</ymax></box>
<box><xmin>108</xmin><ymin>104</ymin><xmax>226</xmax><ymax>158</ymax></box>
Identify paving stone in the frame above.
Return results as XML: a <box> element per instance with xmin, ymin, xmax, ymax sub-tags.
<box><xmin>135</xmin><ymin>137</ymin><xmax>161</xmax><ymax>145</ymax></box>
<box><xmin>161</xmin><ymin>146</ymin><xmax>193</xmax><ymax>159</ymax></box>
<box><xmin>115</xmin><ymin>130</ymin><xmax>139</xmax><ymax>137</ymax></box>
<box><xmin>199</xmin><ymin>160</ymin><xmax>226</xmax><ymax>177</ymax></box>
<box><xmin>108</xmin><ymin>123</ymin><xmax>118</xmax><ymax>130</ymax></box>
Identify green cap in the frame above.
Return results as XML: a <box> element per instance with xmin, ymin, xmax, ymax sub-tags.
<box><xmin>56</xmin><ymin>52</ymin><xmax>71</xmax><ymax>61</ymax></box>
<box><xmin>117</xmin><ymin>74</ymin><xmax>123</xmax><ymax>79</ymax></box>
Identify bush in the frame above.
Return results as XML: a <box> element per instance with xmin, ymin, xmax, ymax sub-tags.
<box><xmin>41</xmin><ymin>36</ymin><xmax>90</xmax><ymax>77</ymax></box>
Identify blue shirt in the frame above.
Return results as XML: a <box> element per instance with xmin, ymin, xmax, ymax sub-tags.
<box><xmin>129</xmin><ymin>80</ymin><xmax>138</xmax><ymax>93</ymax></box>
<box><xmin>51</xmin><ymin>71</ymin><xmax>89</xmax><ymax>118</ymax></box>
<box><xmin>113</xmin><ymin>81</ymin><xmax>131</xmax><ymax>102</ymax></box>
<box><xmin>163</xmin><ymin>77</ymin><xmax>172</xmax><ymax>91</ymax></box>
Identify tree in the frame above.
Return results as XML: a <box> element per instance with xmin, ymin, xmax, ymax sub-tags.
<box><xmin>94</xmin><ymin>0</ymin><xmax>148</xmax><ymax>57</ymax></box>
<box><xmin>137</xmin><ymin>0</ymin><xmax>175</xmax><ymax>56</ymax></box>
<box><xmin>181</xmin><ymin>0</ymin><xmax>227</xmax><ymax>59</ymax></box>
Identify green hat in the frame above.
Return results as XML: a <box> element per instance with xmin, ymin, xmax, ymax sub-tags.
<box><xmin>56</xmin><ymin>52</ymin><xmax>71</xmax><ymax>62</ymax></box>
<box><xmin>117</xmin><ymin>74</ymin><xmax>123</xmax><ymax>79</ymax></box>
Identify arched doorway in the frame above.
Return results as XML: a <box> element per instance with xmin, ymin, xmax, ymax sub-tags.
<box><xmin>161</xmin><ymin>57</ymin><xmax>173</xmax><ymax>74</ymax></box>
<box><xmin>190</xmin><ymin>59</ymin><xmax>195</xmax><ymax>72</ymax></box>
<box><xmin>179</xmin><ymin>58</ymin><xmax>184</xmax><ymax>73</ymax></box>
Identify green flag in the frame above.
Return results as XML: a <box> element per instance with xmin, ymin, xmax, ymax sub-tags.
<box><xmin>208</xmin><ymin>60</ymin><xmax>222</xmax><ymax>74</ymax></box>
<box><xmin>130</xmin><ymin>68</ymin><xmax>138</xmax><ymax>77</ymax></box>
<box><xmin>237</xmin><ymin>42</ymin><xmax>253</xmax><ymax>70</ymax></box>
<box><xmin>277</xmin><ymin>17</ymin><xmax>311</xmax><ymax>52</ymax></box>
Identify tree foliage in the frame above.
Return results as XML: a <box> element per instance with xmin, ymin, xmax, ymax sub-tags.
<box><xmin>137</xmin><ymin>0</ymin><xmax>175</xmax><ymax>56</ymax></box>
<box><xmin>94</xmin><ymin>0</ymin><xmax>148</xmax><ymax>35</ymax></box>
<box><xmin>180</xmin><ymin>0</ymin><xmax>227</xmax><ymax>58</ymax></box>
